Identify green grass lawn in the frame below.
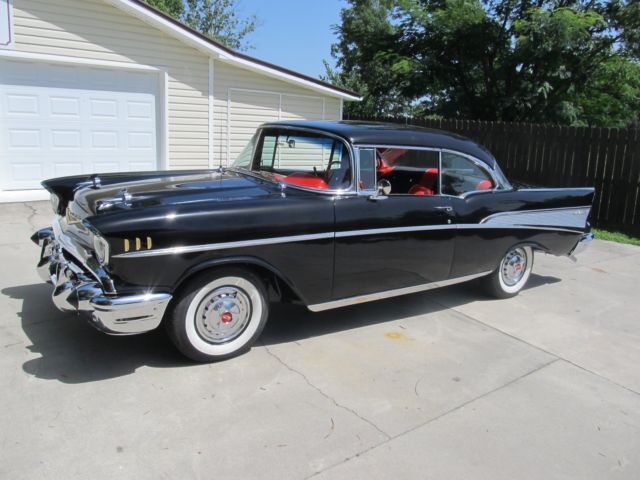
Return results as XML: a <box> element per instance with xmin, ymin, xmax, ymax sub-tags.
<box><xmin>592</xmin><ymin>228</ymin><xmax>640</xmax><ymax>246</ymax></box>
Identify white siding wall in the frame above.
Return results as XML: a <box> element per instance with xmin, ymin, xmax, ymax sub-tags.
<box><xmin>11</xmin><ymin>0</ymin><xmax>209</xmax><ymax>169</ymax></box>
<box><xmin>9</xmin><ymin>0</ymin><xmax>346</xmax><ymax>172</ymax></box>
<box><xmin>214</xmin><ymin>60</ymin><xmax>342</xmax><ymax>166</ymax></box>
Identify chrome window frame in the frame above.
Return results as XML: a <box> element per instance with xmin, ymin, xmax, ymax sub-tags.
<box><xmin>234</xmin><ymin>126</ymin><xmax>357</xmax><ymax>197</ymax></box>
<box><xmin>354</xmin><ymin>144</ymin><xmax>506</xmax><ymax>199</ymax></box>
<box><xmin>439</xmin><ymin>149</ymin><xmax>506</xmax><ymax>199</ymax></box>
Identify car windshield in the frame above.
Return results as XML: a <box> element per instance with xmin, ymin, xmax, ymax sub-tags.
<box><xmin>232</xmin><ymin>129</ymin><xmax>352</xmax><ymax>191</ymax></box>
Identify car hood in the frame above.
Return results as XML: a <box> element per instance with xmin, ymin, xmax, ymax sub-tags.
<box><xmin>72</xmin><ymin>169</ymin><xmax>281</xmax><ymax>217</ymax></box>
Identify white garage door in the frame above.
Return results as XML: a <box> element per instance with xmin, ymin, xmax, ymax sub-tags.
<box><xmin>0</xmin><ymin>59</ymin><xmax>158</xmax><ymax>190</ymax></box>
<box><xmin>227</xmin><ymin>89</ymin><xmax>325</xmax><ymax>164</ymax></box>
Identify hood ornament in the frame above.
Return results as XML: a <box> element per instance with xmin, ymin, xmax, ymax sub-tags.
<box><xmin>96</xmin><ymin>188</ymin><xmax>133</xmax><ymax>212</ymax></box>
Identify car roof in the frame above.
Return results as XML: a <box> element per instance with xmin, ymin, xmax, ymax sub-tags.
<box><xmin>262</xmin><ymin>120</ymin><xmax>497</xmax><ymax>168</ymax></box>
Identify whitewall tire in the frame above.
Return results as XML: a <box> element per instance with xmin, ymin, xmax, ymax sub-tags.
<box><xmin>484</xmin><ymin>246</ymin><xmax>534</xmax><ymax>298</ymax></box>
<box><xmin>167</xmin><ymin>268</ymin><xmax>269</xmax><ymax>362</ymax></box>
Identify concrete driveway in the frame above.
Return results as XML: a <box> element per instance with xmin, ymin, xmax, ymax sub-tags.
<box><xmin>1</xmin><ymin>201</ymin><xmax>639</xmax><ymax>479</ymax></box>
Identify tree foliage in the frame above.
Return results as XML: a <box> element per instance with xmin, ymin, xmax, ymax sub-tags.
<box><xmin>329</xmin><ymin>0</ymin><xmax>640</xmax><ymax>126</ymax></box>
<box><xmin>144</xmin><ymin>0</ymin><xmax>257</xmax><ymax>51</ymax></box>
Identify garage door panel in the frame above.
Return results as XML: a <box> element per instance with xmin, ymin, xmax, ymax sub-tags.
<box><xmin>0</xmin><ymin>59</ymin><xmax>158</xmax><ymax>190</ymax></box>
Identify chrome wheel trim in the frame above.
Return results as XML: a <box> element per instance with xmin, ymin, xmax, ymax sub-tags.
<box><xmin>185</xmin><ymin>276</ymin><xmax>264</xmax><ymax>356</ymax></box>
<box><xmin>194</xmin><ymin>286</ymin><xmax>252</xmax><ymax>344</ymax></box>
<box><xmin>497</xmin><ymin>246</ymin><xmax>533</xmax><ymax>294</ymax></box>
<box><xmin>500</xmin><ymin>247</ymin><xmax>528</xmax><ymax>286</ymax></box>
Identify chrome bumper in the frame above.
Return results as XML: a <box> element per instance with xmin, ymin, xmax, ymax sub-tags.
<box><xmin>32</xmin><ymin>227</ymin><xmax>172</xmax><ymax>335</ymax></box>
<box><xmin>570</xmin><ymin>232</ymin><xmax>594</xmax><ymax>257</ymax></box>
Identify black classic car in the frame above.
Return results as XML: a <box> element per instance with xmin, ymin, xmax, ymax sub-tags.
<box><xmin>32</xmin><ymin>121</ymin><xmax>594</xmax><ymax>361</ymax></box>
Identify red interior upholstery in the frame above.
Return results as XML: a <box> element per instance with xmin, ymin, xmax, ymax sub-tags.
<box><xmin>409</xmin><ymin>168</ymin><xmax>439</xmax><ymax>196</ymax></box>
<box><xmin>377</xmin><ymin>156</ymin><xmax>395</xmax><ymax>176</ymax></box>
<box><xmin>476</xmin><ymin>179</ymin><xmax>493</xmax><ymax>190</ymax></box>
<box><xmin>282</xmin><ymin>172</ymin><xmax>329</xmax><ymax>190</ymax></box>
<box><xmin>408</xmin><ymin>185</ymin><xmax>435</xmax><ymax>196</ymax></box>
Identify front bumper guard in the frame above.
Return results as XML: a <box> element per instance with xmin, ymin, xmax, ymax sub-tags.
<box><xmin>32</xmin><ymin>227</ymin><xmax>172</xmax><ymax>335</ymax></box>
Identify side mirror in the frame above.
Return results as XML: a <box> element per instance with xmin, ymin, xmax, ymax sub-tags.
<box><xmin>369</xmin><ymin>179</ymin><xmax>391</xmax><ymax>200</ymax></box>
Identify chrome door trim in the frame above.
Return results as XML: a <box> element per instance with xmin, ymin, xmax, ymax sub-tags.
<box><xmin>335</xmin><ymin>224</ymin><xmax>454</xmax><ymax>238</ymax></box>
<box><xmin>112</xmin><ymin>232</ymin><xmax>335</xmax><ymax>259</ymax></box>
<box><xmin>307</xmin><ymin>270</ymin><xmax>492</xmax><ymax>312</ymax></box>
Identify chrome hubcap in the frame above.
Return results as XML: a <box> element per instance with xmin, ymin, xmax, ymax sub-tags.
<box><xmin>501</xmin><ymin>248</ymin><xmax>528</xmax><ymax>286</ymax></box>
<box><xmin>195</xmin><ymin>286</ymin><xmax>252</xmax><ymax>344</ymax></box>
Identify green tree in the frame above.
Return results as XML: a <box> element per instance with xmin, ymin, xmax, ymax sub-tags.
<box><xmin>145</xmin><ymin>0</ymin><xmax>184</xmax><ymax>18</ymax></box>
<box><xmin>143</xmin><ymin>0</ymin><xmax>257</xmax><ymax>51</ymax></box>
<box><xmin>331</xmin><ymin>0</ymin><xmax>640</xmax><ymax>126</ymax></box>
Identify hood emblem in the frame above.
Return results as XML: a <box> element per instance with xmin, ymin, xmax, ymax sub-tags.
<box><xmin>96</xmin><ymin>188</ymin><xmax>133</xmax><ymax>212</ymax></box>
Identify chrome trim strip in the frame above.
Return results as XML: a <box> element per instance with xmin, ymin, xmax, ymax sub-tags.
<box><xmin>335</xmin><ymin>224</ymin><xmax>453</xmax><ymax>238</ymax></box>
<box><xmin>114</xmin><ymin>220</ymin><xmax>586</xmax><ymax>259</ymax></box>
<box><xmin>480</xmin><ymin>205</ymin><xmax>592</xmax><ymax>223</ymax></box>
<box><xmin>456</xmin><ymin>224</ymin><xmax>583</xmax><ymax>234</ymax></box>
<box><xmin>515</xmin><ymin>188</ymin><xmax>594</xmax><ymax>192</ymax></box>
<box><xmin>307</xmin><ymin>271</ymin><xmax>492</xmax><ymax>312</ymax></box>
<box><xmin>112</xmin><ymin>232</ymin><xmax>335</xmax><ymax>258</ymax></box>
<box><xmin>480</xmin><ymin>206</ymin><xmax>591</xmax><ymax>230</ymax></box>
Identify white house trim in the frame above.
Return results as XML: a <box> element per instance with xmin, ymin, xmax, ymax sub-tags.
<box><xmin>0</xmin><ymin>0</ymin><xmax>14</xmax><ymax>49</ymax></box>
<box><xmin>208</xmin><ymin>57</ymin><xmax>215</xmax><ymax>168</ymax></box>
<box><xmin>103</xmin><ymin>0</ymin><xmax>361</xmax><ymax>101</ymax></box>
<box><xmin>217</xmin><ymin>55</ymin><xmax>361</xmax><ymax>101</ymax></box>
<box><xmin>160</xmin><ymin>68</ymin><xmax>170</xmax><ymax>170</ymax></box>
<box><xmin>0</xmin><ymin>49</ymin><xmax>160</xmax><ymax>72</ymax></box>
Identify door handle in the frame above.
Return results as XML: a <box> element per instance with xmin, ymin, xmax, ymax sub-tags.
<box><xmin>434</xmin><ymin>206</ymin><xmax>453</xmax><ymax>212</ymax></box>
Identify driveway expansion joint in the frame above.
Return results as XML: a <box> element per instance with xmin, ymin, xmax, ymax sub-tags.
<box><xmin>305</xmin><ymin>358</ymin><xmax>561</xmax><ymax>479</ymax></box>
<box><xmin>261</xmin><ymin>343</ymin><xmax>392</xmax><ymax>440</ymax></box>
<box><xmin>437</xmin><ymin>299</ymin><xmax>640</xmax><ymax>397</ymax></box>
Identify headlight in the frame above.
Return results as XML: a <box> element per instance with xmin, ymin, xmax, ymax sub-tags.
<box><xmin>50</xmin><ymin>193</ymin><xmax>60</xmax><ymax>214</ymax></box>
<box><xmin>93</xmin><ymin>233</ymin><xmax>110</xmax><ymax>265</ymax></box>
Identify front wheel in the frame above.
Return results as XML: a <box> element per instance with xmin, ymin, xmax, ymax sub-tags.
<box><xmin>484</xmin><ymin>246</ymin><xmax>534</xmax><ymax>299</ymax></box>
<box><xmin>166</xmin><ymin>268</ymin><xmax>269</xmax><ymax>362</ymax></box>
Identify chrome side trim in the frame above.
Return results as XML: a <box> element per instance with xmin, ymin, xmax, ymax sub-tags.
<box><xmin>336</xmin><ymin>224</ymin><xmax>453</xmax><ymax>238</ymax></box>
<box><xmin>114</xmin><ymin>221</ymin><xmax>587</xmax><ymax>259</ymax></box>
<box><xmin>307</xmin><ymin>271</ymin><xmax>492</xmax><ymax>312</ymax></box>
<box><xmin>456</xmin><ymin>224</ymin><xmax>583</xmax><ymax>234</ymax></box>
<box><xmin>112</xmin><ymin>232</ymin><xmax>335</xmax><ymax>259</ymax></box>
<box><xmin>480</xmin><ymin>206</ymin><xmax>591</xmax><ymax>230</ymax></box>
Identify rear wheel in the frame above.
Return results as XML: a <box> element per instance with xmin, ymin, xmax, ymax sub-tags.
<box><xmin>167</xmin><ymin>268</ymin><xmax>269</xmax><ymax>362</ymax></box>
<box><xmin>484</xmin><ymin>246</ymin><xmax>534</xmax><ymax>299</ymax></box>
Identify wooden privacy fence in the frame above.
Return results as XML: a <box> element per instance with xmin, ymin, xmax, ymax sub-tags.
<box><xmin>345</xmin><ymin>115</ymin><xmax>640</xmax><ymax>235</ymax></box>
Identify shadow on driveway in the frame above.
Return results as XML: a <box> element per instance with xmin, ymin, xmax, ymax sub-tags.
<box><xmin>3</xmin><ymin>273</ymin><xmax>559</xmax><ymax>384</ymax></box>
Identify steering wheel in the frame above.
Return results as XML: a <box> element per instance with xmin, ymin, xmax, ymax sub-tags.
<box><xmin>325</xmin><ymin>159</ymin><xmax>342</xmax><ymax>180</ymax></box>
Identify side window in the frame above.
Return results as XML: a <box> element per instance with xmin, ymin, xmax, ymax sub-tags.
<box><xmin>232</xmin><ymin>133</ymin><xmax>256</xmax><ymax>168</ymax></box>
<box><xmin>376</xmin><ymin>148</ymin><xmax>439</xmax><ymax>195</ymax></box>
<box><xmin>441</xmin><ymin>152</ymin><xmax>494</xmax><ymax>196</ymax></box>
<box><xmin>357</xmin><ymin>148</ymin><xmax>377</xmax><ymax>191</ymax></box>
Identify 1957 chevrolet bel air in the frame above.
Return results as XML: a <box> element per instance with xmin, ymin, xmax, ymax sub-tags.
<box><xmin>32</xmin><ymin>121</ymin><xmax>594</xmax><ymax>361</ymax></box>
